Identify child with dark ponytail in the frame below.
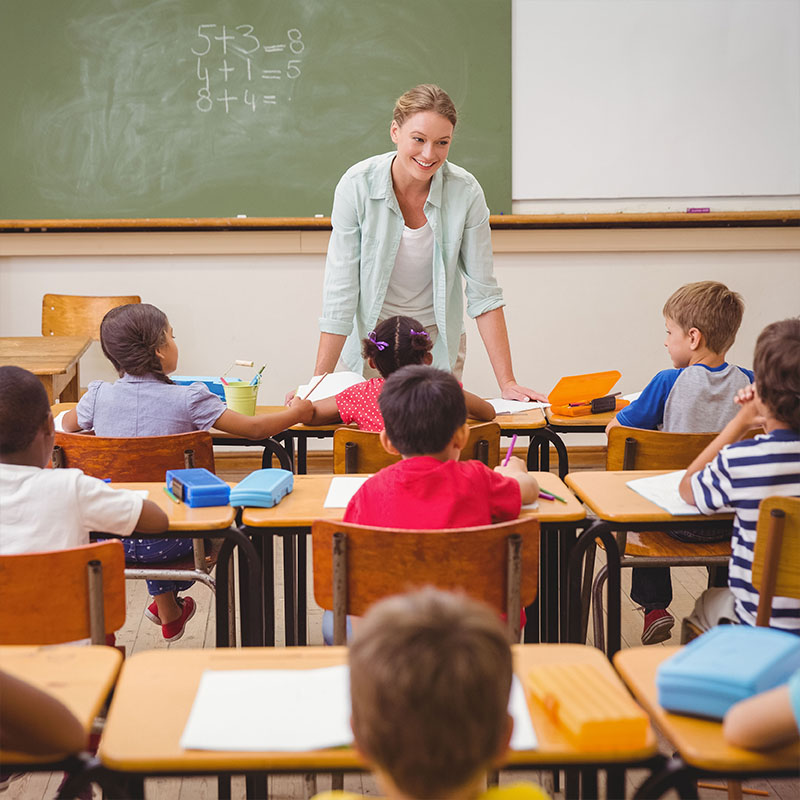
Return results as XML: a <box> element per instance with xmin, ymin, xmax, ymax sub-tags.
<box><xmin>62</xmin><ymin>302</ymin><xmax>312</xmax><ymax>642</ymax></box>
<box><xmin>306</xmin><ymin>315</ymin><xmax>494</xmax><ymax>431</ymax></box>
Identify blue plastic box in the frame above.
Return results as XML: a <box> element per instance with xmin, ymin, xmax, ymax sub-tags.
<box><xmin>171</xmin><ymin>376</ymin><xmax>226</xmax><ymax>399</ymax></box>
<box><xmin>229</xmin><ymin>469</ymin><xmax>293</xmax><ymax>508</ymax></box>
<box><xmin>165</xmin><ymin>468</ymin><xmax>230</xmax><ymax>508</ymax></box>
<box><xmin>656</xmin><ymin>625</ymin><xmax>800</xmax><ymax>720</ymax></box>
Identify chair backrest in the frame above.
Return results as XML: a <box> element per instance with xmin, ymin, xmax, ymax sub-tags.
<box><xmin>312</xmin><ymin>517</ymin><xmax>540</xmax><ymax>642</ymax></box>
<box><xmin>52</xmin><ymin>430</ymin><xmax>215</xmax><ymax>481</ymax></box>
<box><xmin>751</xmin><ymin>496</ymin><xmax>800</xmax><ymax>626</ymax></box>
<box><xmin>42</xmin><ymin>293</ymin><xmax>141</xmax><ymax>339</ymax></box>
<box><xmin>333</xmin><ymin>421</ymin><xmax>502</xmax><ymax>474</ymax></box>
<box><xmin>607</xmin><ymin>426</ymin><xmax>720</xmax><ymax>470</ymax></box>
<box><xmin>0</xmin><ymin>541</ymin><xmax>126</xmax><ymax>645</ymax></box>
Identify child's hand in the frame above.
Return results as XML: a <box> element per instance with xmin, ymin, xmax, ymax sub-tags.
<box><xmin>289</xmin><ymin>397</ymin><xmax>314</xmax><ymax>423</ymax></box>
<box><xmin>734</xmin><ymin>383</ymin><xmax>757</xmax><ymax>406</ymax></box>
<box><xmin>733</xmin><ymin>383</ymin><xmax>766</xmax><ymax>430</ymax></box>
<box><xmin>494</xmin><ymin>455</ymin><xmax>527</xmax><ymax>476</ymax></box>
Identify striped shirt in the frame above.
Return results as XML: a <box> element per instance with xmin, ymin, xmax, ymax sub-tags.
<box><xmin>691</xmin><ymin>428</ymin><xmax>800</xmax><ymax>631</ymax></box>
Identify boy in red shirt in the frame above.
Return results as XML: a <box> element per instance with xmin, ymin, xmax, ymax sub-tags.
<box><xmin>344</xmin><ymin>365</ymin><xmax>538</xmax><ymax>525</ymax></box>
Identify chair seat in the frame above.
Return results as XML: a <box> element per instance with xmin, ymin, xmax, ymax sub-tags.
<box><xmin>596</xmin><ymin>531</ymin><xmax>731</xmax><ymax>559</ymax></box>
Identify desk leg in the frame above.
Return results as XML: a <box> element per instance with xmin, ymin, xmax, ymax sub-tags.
<box><xmin>263</xmin><ymin>531</ymin><xmax>275</xmax><ymax>647</ymax></box>
<box><xmin>580</xmin><ymin>768</ymin><xmax>597</xmax><ymax>800</ymax></box>
<box><xmin>281</xmin><ymin>530</ymin><xmax>298</xmax><ymax>646</ymax></box>
<box><xmin>215</xmin><ymin>538</ymin><xmax>235</xmax><ymax>648</ymax></box>
<box><xmin>606</xmin><ymin>767</ymin><xmax>625</xmax><ymax>800</ymax></box>
<box><xmin>633</xmin><ymin>755</ymin><xmax>698</xmax><ymax>800</ymax></box>
<box><xmin>297</xmin><ymin>529</ymin><xmax>308</xmax><ymax>645</ymax></box>
<box><xmin>219</xmin><ymin>527</ymin><xmax>264</xmax><ymax>647</ymax></box>
<box><xmin>297</xmin><ymin>436</ymin><xmax>308</xmax><ymax>475</ymax></box>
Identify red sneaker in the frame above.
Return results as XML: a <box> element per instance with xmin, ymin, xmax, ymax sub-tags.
<box><xmin>161</xmin><ymin>597</ymin><xmax>196</xmax><ymax>642</ymax></box>
<box><xmin>642</xmin><ymin>608</ymin><xmax>674</xmax><ymax>645</ymax></box>
<box><xmin>145</xmin><ymin>599</ymin><xmax>161</xmax><ymax>626</ymax></box>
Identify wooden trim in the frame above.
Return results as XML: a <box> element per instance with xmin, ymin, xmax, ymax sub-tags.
<box><xmin>1</xmin><ymin>209</ymin><xmax>798</xmax><ymax>233</ymax></box>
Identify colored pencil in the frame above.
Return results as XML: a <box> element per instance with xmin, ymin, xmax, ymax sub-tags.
<box><xmin>163</xmin><ymin>486</ymin><xmax>181</xmax><ymax>504</ymax></box>
<box><xmin>302</xmin><ymin>372</ymin><xmax>329</xmax><ymax>400</ymax></box>
<box><xmin>502</xmin><ymin>434</ymin><xmax>518</xmax><ymax>466</ymax></box>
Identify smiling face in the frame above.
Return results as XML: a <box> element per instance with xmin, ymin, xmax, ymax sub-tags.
<box><xmin>390</xmin><ymin>111</ymin><xmax>453</xmax><ymax>186</ymax></box>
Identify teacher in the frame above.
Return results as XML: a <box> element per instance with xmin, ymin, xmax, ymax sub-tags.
<box><xmin>313</xmin><ymin>84</ymin><xmax>546</xmax><ymax>402</ymax></box>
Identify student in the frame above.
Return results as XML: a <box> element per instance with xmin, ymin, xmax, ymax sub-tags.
<box><xmin>315</xmin><ymin>588</ymin><xmax>549</xmax><ymax>800</ymax></box>
<box><xmin>305</xmin><ymin>314</ymin><xmax>495</xmax><ymax>431</ymax></box>
<box><xmin>606</xmin><ymin>281</ymin><xmax>753</xmax><ymax>645</ymax></box>
<box><xmin>723</xmin><ymin>668</ymin><xmax>800</xmax><ymax>751</ymax></box>
<box><xmin>61</xmin><ymin>302</ymin><xmax>312</xmax><ymax>640</ymax></box>
<box><xmin>678</xmin><ymin>318</ymin><xmax>800</xmax><ymax>634</ymax></box>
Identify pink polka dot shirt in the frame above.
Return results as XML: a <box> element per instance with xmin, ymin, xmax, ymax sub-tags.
<box><xmin>335</xmin><ymin>377</ymin><xmax>385</xmax><ymax>432</ymax></box>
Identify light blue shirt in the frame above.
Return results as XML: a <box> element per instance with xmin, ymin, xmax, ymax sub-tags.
<box><xmin>319</xmin><ymin>152</ymin><xmax>504</xmax><ymax>373</ymax></box>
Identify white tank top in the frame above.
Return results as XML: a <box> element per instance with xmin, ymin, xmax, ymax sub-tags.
<box><xmin>379</xmin><ymin>221</ymin><xmax>435</xmax><ymax>326</ymax></box>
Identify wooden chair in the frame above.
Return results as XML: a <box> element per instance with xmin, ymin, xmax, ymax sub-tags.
<box><xmin>589</xmin><ymin>426</ymin><xmax>734</xmax><ymax>650</ymax></box>
<box><xmin>312</xmin><ymin>517</ymin><xmax>540</xmax><ymax>644</ymax></box>
<box><xmin>0</xmin><ymin>540</ymin><xmax>126</xmax><ymax>645</ymax></box>
<box><xmin>333</xmin><ymin>421</ymin><xmax>502</xmax><ymax>474</ymax></box>
<box><xmin>42</xmin><ymin>293</ymin><xmax>141</xmax><ymax>339</ymax></box>
<box><xmin>52</xmin><ymin>430</ymin><xmax>218</xmax><ymax>593</ymax></box>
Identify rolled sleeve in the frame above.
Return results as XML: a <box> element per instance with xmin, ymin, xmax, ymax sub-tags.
<box><xmin>319</xmin><ymin>178</ymin><xmax>362</xmax><ymax>336</ymax></box>
<box><xmin>186</xmin><ymin>383</ymin><xmax>227</xmax><ymax>430</ymax></box>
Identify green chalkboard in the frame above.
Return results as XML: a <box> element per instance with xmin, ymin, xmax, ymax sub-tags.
<box><xmin>0</xmin><ymin>0</ymin><xmax>510</xmax><ymax>220</ymax></box>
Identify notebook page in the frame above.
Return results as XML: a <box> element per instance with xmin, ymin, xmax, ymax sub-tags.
<box><xmin>323</xmin><ymin>476</ymin><xmax>370</xmax><ymax>508</ymax></box>
<box><xmin>626</xmin><ymin>470</ymin><xmax>701</xmax><ymax>516</ymax></box>
<box><xmin>489</xmin><ymin>399</ymin><xmax>550</xmax><ymax>415</ymax></box>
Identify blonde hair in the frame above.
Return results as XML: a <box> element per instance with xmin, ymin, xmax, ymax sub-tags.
<box><xmin>393</xmin><ymin>84</ymin><xmax>457</xmax><ymax>129</ymax></box>
<box><xmin>662</xmin><ymin>281</ymin><xmax>745</xmax><ymax>354</ymax></box>
<box><xmin>349</xmin><ymin>589</ymin><xmax>511</xmax><ymax>799</ymax></box>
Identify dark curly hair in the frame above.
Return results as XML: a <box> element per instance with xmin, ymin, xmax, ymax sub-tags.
<box><xmin>362</xmin><ymin>316</ymin><xmax>433</xmax><ymax>378</ymax></box>
<box><xmin>753</xmin><ymin>318</ymin><xmax>800</xmax><ymax>432</ymax></box>
<box><xmin>99</xmin><ymin>303</ymin><xmax>173</xmax><ymax>384</ymax></box>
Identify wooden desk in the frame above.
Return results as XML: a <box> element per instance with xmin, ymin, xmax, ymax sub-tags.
<box><xmin>545</xmin><ymin>406</ymin><xmax>616</xmax><ymax>432</ymax></box>
<box><xmin>241</xmin><ymin>473</ymin><xmax>586</xmax><ymax>647</ymax></box>
<box><xmin>110</xmin><ymin>482</ymin><xmax>263</xmax><ymax>647</ymax></box>
<box><xmin>614</xmin><ymin>647</ymin><xmax>799</xmax><ymax>795</ymax></box>
<box><xmin>564</xmin><ymin>471</ymin><xmax>733</xmax><ymax>657</ymax></box>
<box><xmin>0</xmin><ymin>335</ymin><xmax>91</xmax><ymax>403</ymax></box>
<box><xmin>97</xmin><ymin>644</ymin><xmax>658</xmax><ymax>791</ymax></box>
<box><xmin>0</xmin><ymin>645</ymin><xmax>122</xmax><ymax>766</ymax></box>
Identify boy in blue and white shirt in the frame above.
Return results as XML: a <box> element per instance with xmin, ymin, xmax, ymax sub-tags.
<box><xmin>679</xmin><ymin>318</ymin><xmax>800</xmax><ymax>633</ymax></box>
<box><xmin>607</xmin><ymin>281</ymin><xmax>753</xmax><ymax>644</ymax></box>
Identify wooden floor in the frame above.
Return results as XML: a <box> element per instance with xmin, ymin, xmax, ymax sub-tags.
<box><xmin>7</xmin><ymin>451</ymin><xmax>799</xmax><ymax>800</ymax></box>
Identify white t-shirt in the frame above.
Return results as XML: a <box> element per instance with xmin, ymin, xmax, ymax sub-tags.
<box><xmin>380</xmin><ymin>221</ymin><xmax>436</xmax><ymax>326</ymax></box>
<box><xmin>0</xmin><ymin>465</ymin><xmax>143</xmax><ymax>555</ymax></box>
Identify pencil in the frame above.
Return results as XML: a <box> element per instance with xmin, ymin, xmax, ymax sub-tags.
<box><xmin>163</xmin><ymin>486</ymin><xmax>181</xmax><ymax>504</ymax></box>
<box><xmin>302</xmin><ymin>372</ymin><xmax>329</xmax><ymax>401</ymax></box>
<box><xmin>502</xmin><ymin>434</ymin><xmax>517</xmax><ymax>466</ymax></box>
<box><xmin>538</xmin><ymin>491</ymin><xmax>556</xmax><ymax>501</ymax></box>
<box><xmin>544</xmin><ymin>488</ymin><xmax>568</xmax><ymax>504</ymax></box>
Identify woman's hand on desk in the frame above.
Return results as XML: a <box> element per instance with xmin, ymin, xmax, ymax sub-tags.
<box><xmin>501</xmin><ymin>381</ymin><xmax>548</xmax><ymax>404</ymax></box>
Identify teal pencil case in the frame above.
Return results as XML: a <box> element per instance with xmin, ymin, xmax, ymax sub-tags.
<box><xmin>656</xmin><ymin>625</ymin><xmax>800</xmax><ymax>720</ymax></box>
<box><xmin>171</xmin><ymin>376</ymin><xmax>226</xmax><ymax>399</ymax></box>
<box><xmin>229</xmin><ymin>469</ymin><xmax>294</xmax><ymax>508</ymax></box>
<box><xmin>165</xmin><ymin>468</ymin><xmax>230</xmax><ymax>508</ymax></box>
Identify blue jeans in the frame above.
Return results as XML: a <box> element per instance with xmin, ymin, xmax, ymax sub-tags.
<box><xmin>629</xmin><ymin>527</ymin><xmax>731</xmax><ymax>611</ymax></box>
<box><xmin>122</xmin><ymin>538</ymin><xmax>195</xmax><ymax>596</ymax></box>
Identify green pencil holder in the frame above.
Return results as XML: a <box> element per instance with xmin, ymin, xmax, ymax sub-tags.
<box><xmin>223</xmin><ymin>382</ymin><xmax>258</xmax><ymax>416</ymax></box>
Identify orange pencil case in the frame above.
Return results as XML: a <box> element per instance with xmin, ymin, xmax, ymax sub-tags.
<box><xmin>548</xmin><ymin>370</ymin><xmax>629</xmax><ymax>417</ymax></box>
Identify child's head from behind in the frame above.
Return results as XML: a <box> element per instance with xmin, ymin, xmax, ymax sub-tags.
<box><xmin>753</xmin><ymin>318</ymin><xmax>800</xmax><ymax>432</ymax></box>
<box><xmin>349</xmin><ymin>588</ymin><xmax>512</xmax><ymax>799</ymax></box>
<box><xmin>100</xmin><ymin>303</ymin><xmax>175</xmax><ymax>383</ymax></box>
<box><xmin>0</xmin><ymin>366</ymin><xmax>53</xmax><ymax>465</ymax></box>
<box><xmin>362</xmin><ymin>316</ymin><xmax>433</xmax><ymax>378</ymax></box>
<box><xmin>379</xmin><ymin>365</ymin><xmax>466</xmax><ymax>456</ymax></box>
<box><xmin>662</xmin><ymin>281</ymin><xmax>744</xmax><ymax>364</ymax></box>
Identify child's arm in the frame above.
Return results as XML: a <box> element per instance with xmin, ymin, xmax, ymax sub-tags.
<box><xmin>678</xmin><ymin>388</ymin><xmax>762</xmax><ymax>504</ymax></box>
<box><xmin>605</xmin><ymin>415</ymin><xmax>621</xmax><ymax>434</ymax></box>
<box><xmin>61</xmin><ymin>408</ymin><xmax>81</xmax><ymax>432</ymax></box>
<box><xmin>305</xmin><ymin>395</ymin><xmax>344</xmax><ymax>426</ymax></box>
<box><xmin>213</xmin><ymin>397</ymin><xmax>314</xmax><ymax>440</ymax></box>
<box><xmin>723</xmin><ymin>683</ymin><xmax>799</xmax><ymax>750</ymax></box>
<box><xmin>464</xmin><ymin>390</ymin><xmax>496</xmax><ymax>421</ymax></box>
<box><xmin>135</xmin><ymin>500</ymin><xmax>170</xmax><ymax>533</ymax></box>
<box><xmin>0</xmin><ymin>669</ymin><xmax>87</xmax><ymax>755</ymax></box>
<box><xmin>494</xmin><ymin>456</ymin><xmax>539</xmax><ymax>505</ymax></box>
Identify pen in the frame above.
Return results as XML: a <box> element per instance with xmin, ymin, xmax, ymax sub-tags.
<box><xmin>250</xmin><ymin>364</ymin><xmax>266</xmax><ymax>386</ymax></box>
<box><xmin>302</xmin><ymin>372</ymin><xmax>329</xmax><ymax>401</ymax></box>
<box><xmin>502</xmin><ymin>434</ymin><xmax>517</xmax><ymax>467</ymax></box>
<box><xmin>163</xmin><ymin>486</ymin><xmax>181</xmax><ymax>504</ymax></box>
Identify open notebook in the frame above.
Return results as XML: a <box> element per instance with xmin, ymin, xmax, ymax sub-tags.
<box><xmin>626</xmin><ymin>470</ymin><xmax>701</xmax><ymax>516</ymax></box>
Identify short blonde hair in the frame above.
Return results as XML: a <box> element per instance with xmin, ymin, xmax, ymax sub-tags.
<box><xmin>349</xmin><ymin>589</ymin><xmax>512</xmax><ymax>799</ymax></box>
<box><xmin>393</xmin><ymin>84</ymin><xmax>458</xmax><ymax>129</ymax></box>
<box><xmin>662</xmin><ymin>281</ymin><xmax>745</xmax><ymax>354</ymax></box>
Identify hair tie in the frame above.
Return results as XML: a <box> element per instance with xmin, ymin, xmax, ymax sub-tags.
<box><xmin>409</xmin><ymin>329</ymin><xmax>430</xmax><ymax>339</ymax></box>
<box><xmin>368</xmin><ymin>331</ymin><xmax>389</xmax><ymax>351</ymax></box>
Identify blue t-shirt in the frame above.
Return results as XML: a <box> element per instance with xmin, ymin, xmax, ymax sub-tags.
<box><xmin>616</xmin><ymin>363</ymin><xmax>753</xmax><ymax>432</ymax></box>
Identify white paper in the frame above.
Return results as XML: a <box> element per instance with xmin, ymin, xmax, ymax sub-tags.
<box><xmin>626</xmin><ymin>470</ymin><xmax>700</xmax><ymax>516</ymax></box>
<box><xmin>180</xmin><ymin>666</ymin><xmax>352</xmax><ymax>751</ymax></box>
<box><xmin>622</xmin><ymin>391</ymin><xmax>641</xmax><ymax>403</ymax></box>
<box><xmin>489</xmin><ymin>398</ymin><xmax>550</xmax><ymax>415</ymax></box>
<box><xmin>323</xmin><ymin>476</ymin><xmax>369</xmax><ymax>508</ymax></box>
<box><xmin>297</xmin><ymin>371</ymin><xmax>364</xmax><ymax>401</ymax></box>
<box><xmin>509</xmin><ymin>675</ymin><xmax>538</xmax><ymax>750</ymax></box>
<box><xmin>180</xmin><ymin>666</ymin><xmax>537</xmax><ymax>752</ymax></box>
<box><xmin>521</xmin><ymin>500</ymin><xmax>540</xmax><ymax>510</ymax></box>
<box><xmin>54</xmin><ymin>410</ymin><xmax>69</xmax><ymax>431</ymax></box>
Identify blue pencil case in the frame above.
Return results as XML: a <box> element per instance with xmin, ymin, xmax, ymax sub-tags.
<box><xmin>657</xmin><ymin>625</ymin><xmax>800</xmax><ymax>720</ymax></box>
<box><xmin>229</xmin><ymin>469</ymin><xmax>294</xmax><ymax>508</ymax></box>
<box><xmin>171</xmin><ymin>376</ymin><xmax>226</xmax><ymax>399</ymax></box>
<box><xmin>166</xmin><ymin>468</ymin><xmax>230</xmax><ymax>508</ymax></box>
